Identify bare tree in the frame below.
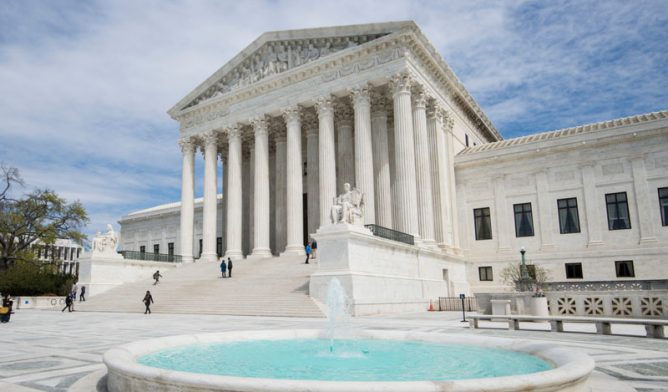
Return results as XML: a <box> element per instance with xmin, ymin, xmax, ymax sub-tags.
<box><xmin>0</xmin><ymin>164</ymin><xmax>24</xmax><ymax>203</ymax></box>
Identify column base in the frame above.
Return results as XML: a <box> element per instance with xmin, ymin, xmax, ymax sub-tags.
<box><xmin>181</xmin><ymin>256</ymin><xmax>195</xmax><ymax>264</ymax></box>
<box><xmin>198</xmin><ymin>252</ymin><xmax>218</xmax><ymax>263</ymax></box>
<box><xmin>247</xmin><ymin>248</ymin><xmax>273</xmax><ymax>260</ymax></box>
<box><xmin>281</xmin><ymin>244</ymin><xmax>305</xmax><ymax>256</ymax></box>
<box><xmin>224</xmin><ymin>249</ymin><xmax>244</xmax><ymax>261</ymax></box>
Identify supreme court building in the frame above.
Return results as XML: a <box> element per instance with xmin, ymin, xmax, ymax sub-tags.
<box><xmin>120</xmin><ymin>21</ymin><xmax>668</xmax><ymax>296</ymax></box>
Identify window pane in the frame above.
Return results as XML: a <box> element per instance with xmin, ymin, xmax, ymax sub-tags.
<box><xmin>661</xmin><ymin>187</ymin><xmax>668</xmax><ymax>226</ymax></box>
<box><xmin>565</xmin><ymin>263</ymin><xmax>583</xmax><ymax>279</ymax></box>
<box><xmin>606</xmin><ymin>192</ymin><xmax>631</xmax><ymax>230</ymax></box>
<box><xmin>514</xmin><ymin>203</ymin><xmax>534</xmax><ymax>237</ymax></box>
<box><xmin>474</xmin><ymin>208</ymin><xmax>492</xmax><ymax>240</ymax></box>
<box><xmin>615</xmin><ymin>260</ymin><xmax>635</xmax><ymax>278</ymax></box>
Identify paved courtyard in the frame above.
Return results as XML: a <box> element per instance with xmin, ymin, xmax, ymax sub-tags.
<box><xmin>1</xmin><ymin>309</ymin><xmax>668</xmax><ymax>391</ymax></box>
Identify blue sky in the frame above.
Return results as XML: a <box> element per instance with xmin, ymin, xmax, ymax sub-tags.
<box><xmin>0</xmin><ymin>0</ymin><xmax>666</xmax><ymax>238</ymax></box>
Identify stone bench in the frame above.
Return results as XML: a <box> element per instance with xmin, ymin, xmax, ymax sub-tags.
<box><xmin>468</xmin><ymin>314</ymin><xmax>668</xmax><ymax>338</ymax></box>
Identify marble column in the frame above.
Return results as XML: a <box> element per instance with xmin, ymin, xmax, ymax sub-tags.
<box><xmin>251</xmin><ymin>118</ymin><xmax>272</xmax><ymax>258</ymax></box>
<box><xmin>316</xmin><ymin>97</ymin><xmax>337</xmax><ymax>227</ymax></box>
<box><xmin>631</xmin><ymin>156</ymin><xmax>657</xmax><ymax>244</ymax></box>
<box><xmin>220</xmin><ymin>152</ymin><xmax>228</xmax><ymax>255</ymax></box>
<box><xmin>242</xmin><ymin>146</ymin><xmax>251</xmax><ymax>255</ymax></box>
<box><xmin>412</xmin><ymin>88</ymin><xmax>435</xmax><ymax>244</ymax></box>
<box><xmin>335</xmin><ymin>102</ymin><xmax>355</xmax><ymax>193</ymax></box>
<box><xmin>427</xmin><ymin>104</ymin><xmax>447</xmax><ymax>248</ymax></box>
<box><xmin>283</xmin><ymin>106</ymin><xmax>305</xmax><ymax>255</ymax></box>
<box><xmin>274</xmin><ymin>129</ymin><xmax>287</xmax><ymax>253</ymax></box>
<box><xmin>581</xmin><ymin>163</ymin><xmax>603</xmax><ymax>247</ymax></box>
<box><xmin>391</xmin><ymin>73</ymin><xmax>420</xmax><ymax>238</ymax></box>
<box><xmin>269</xmin><ymin>146</ymin><xmax>276</xmax><ymax>254</ymax></box>
<box><xmin>200</xmin><ymin>132</ymin><xmax>219</xmax><ymax>262</ymax></box>
<box><xmin>305</xmin><ymin>112</ymin><xmax>320</xmax><ymax>235</ymax></box>
<box><xmin>351</xmin><ymin>85</ymin><xmax>375</xmax><ymax>224</ymax></box>
<box><xmin>443</xmin><ymin>115</ymin><xmax>459</xmax><ymax>250</ymax></box>
<box><xmin>178</xmin><ymin>138</ymin><xmax>195</xmax><ymax>262</ymax></box>
<box><xmin>371</xmin><ymin>90</ymin><xmax>392</xmax><ymax>228</ymax></box>
<box><xmin>535</xmin><ymin>170</ymin><xmax>555</xmax><ymax>250</ymax></box>
<box><xmin>224</xmin><ymin>128</ymin><xmax>244</xmax><ymax>259</ymax></box>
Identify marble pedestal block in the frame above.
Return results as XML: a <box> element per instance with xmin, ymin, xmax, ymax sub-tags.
<box><xmin>309</xmin><ymin>223</ymin><xmax>470</xmax><ymax>316</ymax></box>
<box><xmin>77</xmin><ymin>255</ymin><xmax>180</xmax><ymax>297</ymax></box>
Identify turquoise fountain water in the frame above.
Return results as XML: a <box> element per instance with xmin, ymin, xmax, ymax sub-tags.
<box><xmin>137</xmin><ymin>278</ymin><xmax>553</xmax><ymax>381</ymax></box>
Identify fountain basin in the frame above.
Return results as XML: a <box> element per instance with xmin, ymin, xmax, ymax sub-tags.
<box><xmin>104</xmin><ymin>329</ymin><xmax>594</xmax><ymax>392</ymax></box>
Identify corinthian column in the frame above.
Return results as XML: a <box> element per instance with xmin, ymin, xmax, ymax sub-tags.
<box><xmin>316</xmin><ymin>97</ymin><xmax>337</xmax><ymax>227</ymax></box>
<box><xmin>371</xmin><ymin>90</ymin><xmax>392</xmax><ymax>228</ymax></box>
<box><xmin>412</xmin><ymin>88</ymin><xmax>435</xmax><ymax>245</ymax></box>
<box><xmin>335</xmin><ymin>102</ymin><xmax>355</xmax><ymax>193</ymax></box>
<box><xmin>179</xmin><ymin>138</ymin><xmax>195</xmax><ymax>263</ymax></box>
<box><xmin>427</xmin><ymin>103</ymin><xmax>447</xmax><ymax>248</ymax></box>
<box><xmin>250</xmin><ymin>118</ymin><xmax>272</xmax><ymax>258</ymax></box>
<box><xmin>391</xmin><ymin>74</ymin><xmax>419</xmax><ymax>238</ymax></box>
<box><xmin>351</xmin><ymin>85</ymin><xmax>375</xmax><ymax>225</ymax></box>
<box><xmin>305</xmin><ymin>112</ymin><xmax>320</xmax><ymax>235</ymax></box>
<box><xmin>283</xmin><ymin>106</ymin><xmax>305</xmax><ymax>255</ymax></box>
<box><xmin>200</xmin><ymin>132</ymin><xmax>219</xmax><ymax>262</ymax></box>
<box><xmin>274</xmin><ymin>128</ymin><xmax>287</xmax><ymax>253</ymax></box>
<box><xmin>224</xmin><ymin>127</ymin><xmax>244</xmax><ymax>259</ymax></box>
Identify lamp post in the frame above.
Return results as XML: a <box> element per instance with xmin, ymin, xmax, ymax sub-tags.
<box><xmin>519</xmin><ymin>246</ymin><xmax>531</xmax><ymax>292</ymax></box>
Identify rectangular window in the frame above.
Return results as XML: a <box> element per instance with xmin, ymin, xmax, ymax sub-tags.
<box><xmin>153</xmin><ymin>244</ymin><xmax>159</xmax><ymax>254</ymax></box>
<box><xmin>76</xmin><ymin>248</ymin><xmax>81</xmax><ymax>258</ymax></box>
<box><xmin>615</xmin><ymin>260</ymin><xmax>635</xmax><ymax>278</ymax></box>
<box><xmin>63</xmin><ymin>248</ymin><xmax>69</xmax><ymax>260</ymax></box>
<box><xmin>168</xmin><ymin>242</ymin><xmax>174</xmax><ymax>256</ymax></box>
<box><xmin>465</xmin><ymin>134</ymin><xmax>470</xmax><ymax>147</ymax></box>
<box><xmin>513</xmin><ymin>202</ymin><xmax>534</xmax><ymax>237</ymax></box>
<box><xmin>139</xmin><ymin>245</ymin><xmax>146</xmax><ymax>253</ymax></box>
<box><xmin>478</xmin><ymin>266</ymin><xmax>493</xmax><ymax>281</ymax></box>
<box><xmin>217</xmin><ymin>237</ymin><xmax>222</xmax><ymax>257</ymax></box>
<box><xmin>473</xmin><ymin>207</ymin><xmax>492</xmax><ymax>240</ymax></box>
<box><xmin>557</xmin><ymin>197</ymin><xmax>581</xmax><ymax>234</ymax></box>
<box><xmin>606</xmin><ymin>192</ymin><xmax>631</xmax><ymax>230</ymax></box>
<box><xmin>70</xmin><ymin>248</ymin><xmax>75</xmax><ymax>260</ymax></box>
<box><xmin>565</xmin><ymin>263</ymin><xmax>583</xmax><ymax>279</ymax></box>
<box><xmin>659</xmin><ymin>187</ymin><xmax>668</xmax><ymax>226</ymax></box>
<box><xmin>199</xmin><ymin>239</ymin><xmax>203</xmax><ymax>257</ymax></box>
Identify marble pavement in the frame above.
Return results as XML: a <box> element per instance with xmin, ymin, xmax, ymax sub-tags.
<box><xmin>1</xmin><ymin>310</ymin><xmax>668</xmax><ymax>391</ymax></box>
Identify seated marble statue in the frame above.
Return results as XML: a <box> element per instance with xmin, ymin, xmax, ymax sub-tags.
<box><xmin>330</xmin><ymin>183</ymin><xmax>365</xmax><ymax>225</ymax></box>
<box><xmin>92</xmin><ymin>224</ymin><xmax>119</xmax><ymax>256</ymax></box>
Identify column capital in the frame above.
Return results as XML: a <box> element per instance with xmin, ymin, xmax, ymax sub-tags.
<box><xmin>411</xmin><ymin>89</ymin><xmax>427</xmax><ymax>109</ymax></box>
<box><xmin>251</xmin><ymin>117</ymin><xmax>269</xmax><ymax>136</ymax></box>
<box><xmin>178</xmin><ymin>137</ymin><xmax>196</xmax><ymax>154</ymax></box>
<box><xmin>441</xmin><ymin>109</ymin><xmax>454</xmax><ymax>131</ymax></box>
<box><xmin>390</xmin><ymin>73</ymin><xmax>413</xmax><ymax>96</ymax></box>
<box><xmin>282</xmin><ymin>105</ymin><xmax>302</xmax><ymax>126</ymax></box>
<box><xmin>315</xmin><ymin>96</ymin><xmax>335</xmax><ymax>118</ymax></box>
<box><xmin>202</xmin><ymin>131</ymin><xmax>218</xmax><ymax>146</ymax></box>
<box><xmin>226</xmin><ymin>126</ymin><xmax>242</xmax><ymax>141</ymax></box>
<box><xmin>350</xmin><ymin>84</ymin><xmax>371</xmax><ymax>108</ymax></box>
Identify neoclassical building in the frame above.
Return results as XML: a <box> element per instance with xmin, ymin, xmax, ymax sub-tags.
<box><xmin>120</xmin><ymin>21</ymin><xmax>668</xmax><ymax>297</ymax></box>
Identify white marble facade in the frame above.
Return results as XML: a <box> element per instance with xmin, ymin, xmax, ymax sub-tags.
<box><xmin>119</xmin><ymin>21</ymin><xmax>668</xmax><ymax>295</ymax></box>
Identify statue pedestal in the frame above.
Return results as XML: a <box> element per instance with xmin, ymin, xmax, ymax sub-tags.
<box><xmin>309</xmin><ymin>223</ymin><xmax>470</xmax><ymax>316</ymax></box>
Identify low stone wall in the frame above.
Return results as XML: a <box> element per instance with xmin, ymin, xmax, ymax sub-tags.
<box><xmin>15</xmin><ymin>296</ymin><xmax>68</xmax><ymax>311</ymax></box>
<box><xmin>546</xmin><ymin>290</ymin><xmax>668</xmax><ymax>319</ymax></box>
<box><xmin>310</xmin><ymin>224</ymin><xmax>469</xmax><ymax>316</ymax></box>
<box><xmin>77</xmin><ymin>255</ymin><xmax>180</xmax><ymax>297</ymax></box>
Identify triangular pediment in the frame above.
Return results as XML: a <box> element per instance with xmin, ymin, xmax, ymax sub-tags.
<box><xmin>171</xmin><ymin>21</ymin><xmax>415</xmax><ymax>113</ymax></box>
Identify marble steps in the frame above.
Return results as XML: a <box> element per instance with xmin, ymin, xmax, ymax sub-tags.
<box><xmin>77</xmin><ymin>255</ymin><xmax>324</xmax><ymax>317</ymax></box>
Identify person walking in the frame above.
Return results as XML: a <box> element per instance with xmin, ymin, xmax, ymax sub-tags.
<box><xmin>311</xmin><ymin>240</ymin><xmax>317</xmax><ymax>259</ymax></box>
<box><xmin>79</xmin><ymin>285</ymin><xmax>86</xmax><ymax>301</ymax></box>
<box><xmin>227</xmin><ymin>257</ymin><xmax>233</xmax><ymax>278</ymax></box>
<box><xmin>153</xmin><ymin>270</ymin><xmax>162</xmax><ymax>285</ymax></box>
<box><xmin>69</xmin><ymin>291</ymin><xmax>76</xmax><ymax>311</ymax></box>
<box><xmin>143</xmin><ymin>291</ymin><xmax>154</xmax><ymax>314</ymax></box>
<box><xmin>304</xmin><ymin>243</ymin><xmax>312</xmax><ymax>264</ymax></box>
<box><xmin>1</xmin><ymin>294</ymin><xmax>13</xmax><ymax>323</ymax></box>
<box><xmin>61</xmin><ymin>294</ymin><xmax>73</xmax><ymax>312</ymax></box>
<box><xmin>220</xmin><ymin>258</ymin><xmax>227</xmax><ymax>278</ymax></box>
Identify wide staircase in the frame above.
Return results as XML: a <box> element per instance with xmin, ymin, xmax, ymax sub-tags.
<box><xmin>77</xmin><ymin>255</ymin><xmax>324</xmax><ymax>318</ymax></box>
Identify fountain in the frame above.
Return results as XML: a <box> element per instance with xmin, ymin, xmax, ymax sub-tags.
<box><xmin>103</xmin><ymin>278</ymin><xmax>594</xmax><ymax>391</ymax></box>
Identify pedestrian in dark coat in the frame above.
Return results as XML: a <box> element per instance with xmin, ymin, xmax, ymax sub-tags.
<box><xmin>227</xmin><ymin>257</ymin><xmax>233</xmax><ymax>278</ymax></box>
<box><xmin>153</xmin><ymin>270</ymin><xmax>162</xmax><ymax>285</ymax></box>
<box><xmin>220</xmin><ymin>259</ymin><xmax>227</xmax><ymax>278</ymax></box>
<box><xmin>79</xmin><ymin>286</ymin><xmax>86</xmax><ymax>301</ymax></box>
<box><xmin>143</xmin><ymin>291</ymin><xmax>154</xmax><ymax>314</ymax></box>
<box><xmin>62</xmin><ymin>295</ymin><xmax>73</xmax><ymax>312</ymax></box>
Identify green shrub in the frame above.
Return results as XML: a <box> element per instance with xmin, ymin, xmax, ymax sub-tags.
<box><xmin>0</xmin><ymin>260</ymin><xmax>76</xmax><ymax>296</ymax></box>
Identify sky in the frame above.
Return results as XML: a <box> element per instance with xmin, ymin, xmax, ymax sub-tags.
<box><xmin>0</xmin><ymin>0</ymin><xmax>666</xmax><ymax>240</ymax></box>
